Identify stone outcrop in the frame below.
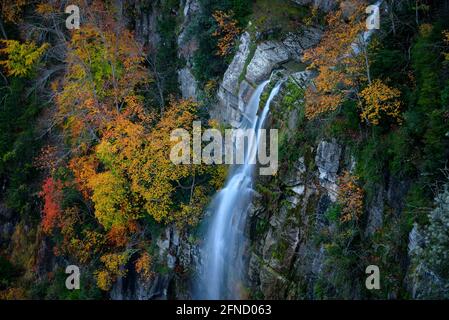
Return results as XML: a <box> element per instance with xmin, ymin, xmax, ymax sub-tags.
<box><xmin>177</xmin><ymin>0</ymin><xmax>200</xmax><ymax>100</ymax></box>
<box><xmin>212</xmin><ymin>27</ymin><xmax>321</xmax><ymax>127</ymax></box>
<box><xmin>315</xmin><ymin>140</ymin><xmax>341</xmax><ymax>202</ymax></box>
<box><xmin>178</xmin><ymin>67</ymin><xmax>198</xmax><ymax>101</ymax></box>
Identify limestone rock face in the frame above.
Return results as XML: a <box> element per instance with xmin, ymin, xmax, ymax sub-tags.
<box><xmin>315</xmin><ymin>140</ymin><xmax>341</xmax><ymax>201</ymax></box>
<box><xmin>213</xmin><ymin>32</ymin><xmax>252</xmax><ymax>126</ymax></box>
<box><xmin>177</xmin><ymin>0</ymin><xmax>201</xmax><ymax>101</ymax></box>
<box><xmin>178</xmin><ymin>67</ymin><xmax>198</xmax><ymax>100</ymax></box>
<box><xmin>245</xmin><ymin>41</ymin><xmax>290</xmax><ymax>85</ymax></box>
<box><xmin>213</xmin><ymin>27</ymin><xmax>321</xmax><ymax>127</ymax></box>
<box><xmin>222</xmin><ymin>32</ymin><xmax>252</xmax><ymax>95</ymax></box>
<box><xmin>365</xmin><ymin>185</ymin><xmax>384</xmax><ymax>236</ymax></box>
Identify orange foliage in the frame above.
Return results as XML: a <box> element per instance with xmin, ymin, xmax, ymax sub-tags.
<box><xmin>106</xmin><ymin>223</ymin><xmax>138</xmax><ymax>247</ymax></box>
<box><xmin>212</xmin><ymin>10</ymin><xmax>241</xmax><ymax>56</ymax></box>
<box><xmin>303</xmin><ymin>1</ymin><xmax>366</xmax><ymax>119</ymax></box>
<box><xmin>0</xmin><ymin>0</ymin><xmax>28</xmax><ymax>23</ymax></box>
<box><xmin>135</xmin><ymin>252</ymin><xmax>154</xmax><ymax>281</ymax></box>
<box><xmin>55</xmin><ymin>0</ymin><xmax>148</xmax><ymax>144</ymax></box>
<box><xmin>358</xmin><ymin>79</ymin><xmax>402</xmax><ymax>125</ymax></box>
<box><xmin>68</xmin><ymin>155</ymin><xmax>98</xmax><ymax>199</ymax></box>
<box><xmin>39</xmin><ymin>177</ymin><xmax>63</xmax><ymax>234</ymax></box>
<box><xmin>337</xmin><ymin>171</ymin><xmax>364</xmax><ymax>223</ymax></box>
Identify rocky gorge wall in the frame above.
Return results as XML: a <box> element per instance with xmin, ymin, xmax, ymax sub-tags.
<box><xmin>6</xmin><ymin>0</ymin><xmax>442</xmax><ymax>300</ymax></box>
<box><xmin>111</xmin><ymin>0</ymin><xmax>427</xmax><ymax>300</ymax></box>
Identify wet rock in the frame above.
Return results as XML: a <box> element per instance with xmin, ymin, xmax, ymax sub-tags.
<box><xmin>315</xmin><ymin>140</ymin><xmax>341</xmax><ymax>201</ymax></box>
<box><xmin>167</xmin><ymin>254</ymin><xmax>176</xmax><ymax>269</ymax></box>
<box><xmin>259</xmin><ymin>265</ymin><xmax>288</xmax><ymax>299</ymax></box>
<box><xmin>408</xmin><ymin>223</ymin><xmax>424</xmax><ymax>256</ymax></box>
<box><xmin>386</xmin><ymin>175</ymin><xmax>409</xmax><ymax>216</ymax></box>
<box><xmin>178</xmin><ymin>67</ymin><xmax>198</xmax><ymax>100</ymax></box>
<box><xmin>178</xmin><ymin>0</ymin><xmax>200</xmax><ymax>61</ymax></box>
<box><xmin>157</xmin><ymin>229</ymin><xmax>171</xmax><ymax>258</ymax></box>
<box><xmin>238</xmin><ymin>79</ymin><xmax>255</xmax><ymax>115</ymax></box>
<box><xmin>222</xmin><ymin>32</ymin><xmax>251</xmax><ymax>95</ymax></box>
<box><xmin>245</xmin><ymin>41</ymin><xmax>290</xmax><ymax>85</ymax></box>
<box><xmin>283</xmin><ymin>157</ymin><xmax>307</xmax><ymax>187</ymax></box>
<box><xmin>111</xmin><ymin>273</ymin><xmax>170</xmax><ymax>300</ymax></box>
<box><xmin>311</xmin><ymin>245</ymin><xmax>326</xmax><ymax>275</ymax></box>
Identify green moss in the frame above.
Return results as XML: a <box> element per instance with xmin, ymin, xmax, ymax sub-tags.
<box><xmin>255</xmin><ymin>217</ymin><xmax>270</xmax><ymax>236</ymax></box>
<box><xmin>271</xmin><ymin>238</ymin><xmax>289</xmax><ymax>262</ymax></box>
<box><xmin>250</xmin><ymin>0</ymin><xmax>311</xmax><ymax>37</ymax></box>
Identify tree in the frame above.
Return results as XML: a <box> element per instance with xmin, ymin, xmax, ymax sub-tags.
<box><xmin>0</xmin><ymin>0</ymin><xmax>28</xmax><ymax>23</ymax></box>
<box><xmin>212</xmin><ymin>10</ymin><xmax>241</xmax><ymax>57</ymax></box>
<box><xmin>0</xmin><ymin>40</ymin><xmax>48</xmax><ymax>77</ymax></box>
<box><xmin>337</xmin><ymin>171</ymin><xmax>364</xmax><ymax>223</ymax></box>
<box><xmin>302</xmin><ymin>1</ymin><xmax>367</xmax><ymax>119</ymax></box>
<box><xmin>88</xmin><ymin>171</ymin><xmax>141</xmax><ymax>231</ymax></box>
<box><xmin>96</xmin><ymin>252</ymin><xmax>129</xmax><ymax>291</ymax></box>
<box><xmin>358</xmin><ymin>79</ymin><xmax>402</xmax><ymax>125</ymax></box>
<box><xmin>40</xmin><ymin>177</ymin><xmax>63</xmax><ymax>234</ymax></box>
<box><xmin>55</xmin><ymin>6</ymin><xmax>148</xmax><ymax>143</ymax></box>
<box><xmin>135</xmin><ymin>252</ymin><xmax>154</xmax><ymax>281</ymax></box>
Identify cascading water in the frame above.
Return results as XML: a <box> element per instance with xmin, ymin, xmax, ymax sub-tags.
<box><xmin>197</xmin><ymin>78</ymin><xmax>285</xmax><ymax>299</ymax></box>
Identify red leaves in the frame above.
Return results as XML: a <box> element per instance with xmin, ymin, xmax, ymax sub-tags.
<box><xmin>39</xmin><ymin>177</ymin><xmax>63</xmax><ymax>234</ymax></box>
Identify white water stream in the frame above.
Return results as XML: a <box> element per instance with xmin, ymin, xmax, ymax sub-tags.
<box><xmin>197</xmin><ymin>79</ymin><xmax>285</xmax><ymax>299</ymax></box>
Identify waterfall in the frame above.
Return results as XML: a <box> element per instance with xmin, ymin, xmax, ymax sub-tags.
<box><xmin>196</xmin><ymin>78</ymin><xmax>285</xmax><ymax>299</ymax></box>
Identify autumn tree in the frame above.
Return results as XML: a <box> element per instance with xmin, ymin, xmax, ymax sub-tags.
<box><xmin>358</xmin><ymin>79</ymin><xmax>402</xmax><ymax>125</ymax></box>
<box><xmin>135</xmin><ymin>252</ymin><xmax>154</xmax><ymax>281</ymax></box>
<box><xmin>40</xmin><ymin>177</ymin><xmax>63</xmax><ymax>234</ymax></box>
<box><xmin>337</xmin><ymin>171</ymin><xmax>364</xmax><ymax>223</ymax></box>
<box><xmin>0</xmin><ymin>40</ymin><xmax>48</xmax><ymax>77</ymax></box>
<box><xmin>96</xmin><ymin>252</ymin><xmax>129</xmax><ymax>291</ymax></box>
<box><xmin>86</xmin><ymin>98</ymin><xmax>219</xmax><ymax>229</ymax></box>
<box><xmin>302</xmin><ymin>1</ymin><xmax>373</xmax><ymax>119</ymax></box>
<box><xmin>55</xmin><ymin>0</ymin><xmax>148</xmax><ymax>145</ymax></box>
<box><xmin>212</xmin><ymin>10</ymin><xmax>241</xmax><ymax>56</ymax></box>
<box><xmin>0</xmin><ymin>0</ymin><xmax>28</xmax><ymax>23</ymax></box>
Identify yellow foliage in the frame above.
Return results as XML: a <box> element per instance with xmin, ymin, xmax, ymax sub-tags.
<box><xmin>303</xmin><ymin>2</ymin><xmax>366</xmax><ymax>119</ymax></box>
<box><xmin>358</xmin><ymin>79</ymin><xmax>402</xmax><ymax>125</ymax></box>
<box><xmin>419</xmin><ymin>23</ymin><xmax>433</xmax><ymax>37</ymax></box>
<box><xmin>0</xmin><ymin>40</ymin><xmax>49</xmax><ymax>77</ymax></box>
<box><xmin>69</xmin><ymin>230</ymin><xmax>105</xmax><ymax>264</ymax></box>
<box><xmin>96</xmin><ymin>252</ymin><xmax>129</xmax><ymax>290</ymax></box>
<box><xmin>337</xmin><ymin>171</ymin><xmax>364</xmax><ymax>223</ymax></box>
<box><xmin>135</xmin><ymin>252</ymin><xmax>154</xmax><ymax>281</ymax></box>
<box><xmin>0</xmin><ymin>287</ymin><xmax>27</xmax><ymax>300</ymax></box>
<box><xmin>36</xmin><ymin>3</ymin><xmax>55</xmax><ymax>16</ymax></box>
<box><xmin>88</xmin><ymin>171</ymin><xmax>141</xmax><ymax>230</ymax></box>
<box><xmin>212</xmin><ymin>10</ymin><xmax>241</xmax><ymax>56</ymax></box>
<box><xmin>95</xmin><ymin>270</ymin><xmax>112</xmax><ymax>291</ymax></box>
